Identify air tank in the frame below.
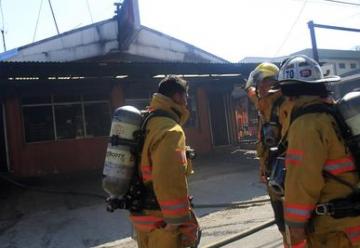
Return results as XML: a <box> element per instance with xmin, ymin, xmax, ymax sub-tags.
<box><xmin>337</xmin><ymin>89</ymin><xmax>360</xmax><ymax>146</ymax></box>
<box><xmin>102</xmin><ymin>106</ymin><xmax>142</xmax><ymax>198</ymax></box>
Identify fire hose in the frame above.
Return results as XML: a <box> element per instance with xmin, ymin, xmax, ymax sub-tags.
<box><xmin>2</xmin><ymin>172</ymin><xmax>270</xmax><ymax>209</ymax></box>
<box><xmin>192</xmin><ymin>198</ymin><xmax>270</xmax><ymax>209</ymax></box>
<box><xmin>201</xmin><ymin>219</ymin><xmax>276</xmax><ymax>248</ymax></box>
<box><xmin>2</xmin><ymin>172</ymin><xmax>270</xmax><ymax>210</ymax></box>
<box><xmin>194</xmin><ymin>198</ymin><xmax>274</xmax><ymax>247</ymax></box>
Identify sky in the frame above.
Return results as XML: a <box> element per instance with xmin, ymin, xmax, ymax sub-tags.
<box><xmin>0</xmin><ymin>0</ymin><xmax>359</xmax><ymax>62</ymax></box>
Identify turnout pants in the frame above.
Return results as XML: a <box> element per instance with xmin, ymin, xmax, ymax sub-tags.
<box><xmin>308</xmin><ymin>231</ymin><xmax>360</xmax><ymax>248</ymax></box>
<box><xmin>267</xmin><ymin>185</ymin><xmax>285</xmax><ymax>232</ymax></box>
<box><xmin>135</xmin><ymin>227</ymin><xmax>184</xmax><ymax>248</ymax></box>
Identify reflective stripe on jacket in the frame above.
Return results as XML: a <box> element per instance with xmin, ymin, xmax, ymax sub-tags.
<box><xmin>130</xmin><ymin>93</ymin><xmax>196</xmax><ymax>229</ymax></box>
<box><xmin>284</xmin><ymin>97</ymin><xmax>360</xmax><ymax>244</ymax></box>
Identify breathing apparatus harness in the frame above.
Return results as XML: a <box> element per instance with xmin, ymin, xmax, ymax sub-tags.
<box><xmin>257</xmin><ymin>96</ymin><xmax>286</xmax><ymax>178</ymax></box>
<box><xmin>270</xmin><ymin>102</ymin><xmax>360</xmax><ymax>218</ymax></box>
<box><xmin>261</xmin><ymin>96</ymin><xmax>285</xmax><ymax>149</ymax></box>
<box><xmin>106</xmin><ymin>109</ymin><xmax>196</xmax><ymax>213</ymax></box>
<box><xmin>259</xmin><ymin>96</ymin><xmax>287</xmax><ymax>196</ymax></box>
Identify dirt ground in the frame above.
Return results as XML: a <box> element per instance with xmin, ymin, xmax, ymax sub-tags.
<box><xmin>0</xmin><ymin>145</ymin><xmax>261</xmax><ymax>247</ymax></box>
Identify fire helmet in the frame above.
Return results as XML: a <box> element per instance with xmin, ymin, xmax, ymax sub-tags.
<box><xmin>245</xmin><ymin>62</ymin><xmax>279</xmax><ymax>90</ymax></box>
<box><xmin>274</xmin><ymin>55</ymin><xmax>341</xmax><ymax>97</ymax></box>
<box><xmin>278</xmin><ymin>55</ymin><xmax>340</xmax><ymax>84</ymax></box>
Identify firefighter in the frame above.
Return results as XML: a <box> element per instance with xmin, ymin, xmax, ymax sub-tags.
<box><xmin>129</xmin><ymin>76</ymin><xmax>200</xmax><ymax>248</ymax></box>
<box><xmin>277</xmin><ymin>55</ymin><xmax>360</xmax><ymax>248</ymax></box>
<box><xmin>245</xmin><ymin>62</ymin><xmax>292</xmax><ymax>244</ymax></box>
<box><xmin>246</xmin><ymin>63</ymin><xmax>280</xmax><ymax>182</ymax></box>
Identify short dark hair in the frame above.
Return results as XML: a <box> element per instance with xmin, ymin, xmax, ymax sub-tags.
<box><xmin>158</xmin><ymin>76</ymin><xmax>188</xmax><ymax>97</ymax></box>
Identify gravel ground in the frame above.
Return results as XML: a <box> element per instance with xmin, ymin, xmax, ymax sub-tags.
<box><xmin>0</xmin><ymin>146</ymin><xmax>283</xmax><ymax>248</ymax></box>
<box><xmin>93</xmin><ymin>199</ymin><xmax>280</xmax><ymax>248</ymax></box>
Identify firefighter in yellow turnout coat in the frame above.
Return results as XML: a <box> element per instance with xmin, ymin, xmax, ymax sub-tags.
<box><xmin>130</xmin><ymin>76</ymin><xmax>199</xmax><ymax>248</ymax></box>
<box><xmin>246</xmin><ymin>63</ymin><xmax>293</xmax><ymax>246</ymax></box>
<box><xmin>277</xmin><ymin>55</ymin><xmax>360</xmax><ymax>248</ymax></box>
<box><xmin>246</xmin><ymin>63</ymin><xmax>283</xmax><ymax>183</ymax></box>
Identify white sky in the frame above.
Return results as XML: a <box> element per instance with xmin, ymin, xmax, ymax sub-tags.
<box><xmin>0</xmin><ymin>0</ymin><xmax>359</xmax><ymax>62</ymax></box>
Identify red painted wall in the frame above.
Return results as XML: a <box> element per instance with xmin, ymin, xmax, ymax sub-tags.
<box><xmin>5</xmin><ymin>84</ymin><xmax>212</xmax><ymax>177</ymax></box>
<box><xmin>6</xmin><ymin>85</ymin><xmax>125</xmax><ymax>177</ymax></box>
<box><xmin>184</xmin><ymin>87</ymin><xmax>212</xmax><ymax>154</ymax></box>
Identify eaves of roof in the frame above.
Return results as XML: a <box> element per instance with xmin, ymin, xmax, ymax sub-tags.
<box><xmin>0</xmin><ymin>61</ymin><xmax>257</xmax><ymax>82</ymax></box>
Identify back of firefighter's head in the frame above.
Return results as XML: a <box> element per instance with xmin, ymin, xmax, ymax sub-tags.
<box><xmin>277</xmin><ymin>55</ymin><xmax>340</xmax><ymax>97</ymax></box>
<box><xmin>246</xmin><ymin>62</ymin><xmax>279</xmax><ymax>98</ymax></box>
<box><xmin>158</xmin><ymin>76</ymin><xmax>189</xmax><ymax>106</ymax></box>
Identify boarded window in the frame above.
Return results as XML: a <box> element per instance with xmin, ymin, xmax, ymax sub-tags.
<box><xmin>23</xmin><ymin>106</ymin><xmax>55</xmax><ymax>142</ymax></box>
<box><xmin>85</xmin><ymin>103</ymin><xmax>111</xmax><ymax>137</ymax></box>
<box><xmin>55</xmin><ymin>104</ymin><xmax>84</xmax><ymax>139</ymax></box>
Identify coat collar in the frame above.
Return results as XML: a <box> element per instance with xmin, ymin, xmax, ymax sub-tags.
<box><xmin>149</xmin><ymin>93</ymin><xmax>190</xmax><ymax>126</ymax></box>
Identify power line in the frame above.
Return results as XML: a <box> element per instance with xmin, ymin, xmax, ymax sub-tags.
<box><xmin>0</xmin><ymin>0</ymin><xmax>4</xmax><ymax>31</ymax></box>
<box><xmin>48</xmin><ymin>0</ymin><xmax>60</xmax><ymax>35</ymax></box>
<box><xmin>274</xmin><ymin>0</ymin><xmax>308</xmax><ymax>56</ymax></box>
<box><xmin>33</xmin><ymin>0</ymin><xmax>44</xmax><ymax>42</ymax></box>
<box><xmin>319</xmin><ymin>0</ymin><xmax>360</xmax><ymax>6</ymax></box>
<box><xmin>85</xmin><ymin>0</ymin><xmax>94</xmax><ymax>24</ymax></box>
<box><xmin>0</xmin><ymin>0</ymin><xmax>6</xmax><ymax>51</ymax></box>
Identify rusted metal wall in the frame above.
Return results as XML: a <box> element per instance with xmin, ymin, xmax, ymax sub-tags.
<box><xmin>5</xmin><ymin>84</ymin><xmax>123</xmax><ymax>177</ymax></box>
<box><xmin>185</xmin><ymin>87</ymin><xmax>212</xmax><ymax>153</ymax></box>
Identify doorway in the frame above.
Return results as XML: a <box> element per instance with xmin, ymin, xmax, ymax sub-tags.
<box><xmin>0</xmin><ymin>104</ymin><xmax>9</xmax><ymax>172</ymax></box>
<box><xmin>208</xmin><ymin>93</ymin><xmax>230</xmax><ymax>146</ymax></box>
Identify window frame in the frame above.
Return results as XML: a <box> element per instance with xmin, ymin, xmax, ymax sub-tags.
<box><xmin>338</xmin><ymin>63</ymin><xmax>346</xmax><ymax>69</ymax></box>
<box><xmin>21</xmin><ymin>94</ymin><xmax>111</xmax><ymax>144</ymax></box>
<box><xmin>184</xmin><ymin>90</ymin><xmax>199</xmax><ymax>129</ymax></box>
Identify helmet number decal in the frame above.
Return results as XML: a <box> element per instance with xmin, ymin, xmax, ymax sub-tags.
<box><xmin>300</xmin><ymin>69</ymin><xmax>312</xmax><ymax>78</ymax></box>
<box><xmin>285</xmin><ymin>69</ymin><xmax>294</xmax><ymax>79</ymax></box>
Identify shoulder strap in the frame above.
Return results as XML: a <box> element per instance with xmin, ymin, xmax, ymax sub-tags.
<box><xmin>136</xmin><ymin>109</ymin><xmax>178</xmax><ymax>155</ymax></box>
<box><xmin>289</xmin><ymin>103</ymin><xmax>358</xmax><ymax>190</ymax></box>
<box><xmin>323</xmin><ymin>170</ymin><xmax>356</xmax><ymax>191</ymax></box>
<box><xmin>132</xmin><ymin>109</ymin><xmax>178</xmax><ymax>186</ymax></box>
<box><xmin>290</xmin><ymin>103</ymin><xmax>334</xmax><ymax>125</ymax></box>
<box><xmin>269</xmin><ymin>96</ymin><xmax>285</xmax><ymax>125</ymax></box>
<box><xmin>277</xmin><ymin>102</ymin><xmax>328</xmax><ymax>155</ymax></box>
<box><xmin>141</xmin><ymin>109</ymin><xmax>178</xmax><ymax>131</ymax></box>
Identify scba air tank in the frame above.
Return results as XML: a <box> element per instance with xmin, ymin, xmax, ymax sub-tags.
<box><xmin>102</xmin><ymin>106</ymin><xmax>143</xmax><ymax>198</ymax></box>
<box><xmin>337</xmin><ymin>89</ymin><xmax>360</xmax><ymax>151</ymax></box>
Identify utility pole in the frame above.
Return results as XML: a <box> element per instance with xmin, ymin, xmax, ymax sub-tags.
<box><xmin>48</xmin><ymin>0</ymin><xmax>60</xmax><ymax>35</ymax></box>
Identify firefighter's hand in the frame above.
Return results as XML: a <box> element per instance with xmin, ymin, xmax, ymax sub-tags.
<box><xmin>179</xmin><ymin>222</ymin><xmax>200</xmax><ymax>247</ymax></box>
<box><xmin>289</xmin><ymin>227</ymin><xmax>307</xmax><ymax>247</ymax></box>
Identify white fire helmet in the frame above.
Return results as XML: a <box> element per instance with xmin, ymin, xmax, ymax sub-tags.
<box><xmin>278</xmin><ymin>55</ymin><xmax>340</xmax><ymax>84</ymax></box>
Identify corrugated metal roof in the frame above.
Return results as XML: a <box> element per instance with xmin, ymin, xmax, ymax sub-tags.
<box><xmin>292</xmin><ymin>49</ymin><xmax>360</xmax><ymax>60</ymax></box>
<box><xmin>0</xmin><ymin>21</ymin><xmax>228</xmax><ymax>63</ymax></box>
<box><xmin>0</xmin><ymin>61</ymin><xmax>255</xmax><ymax>81</ymax></box>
